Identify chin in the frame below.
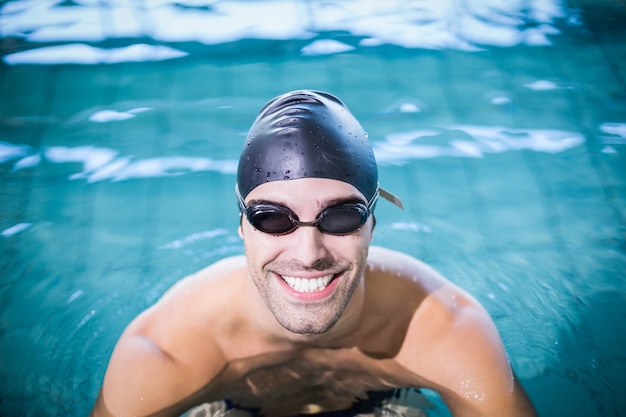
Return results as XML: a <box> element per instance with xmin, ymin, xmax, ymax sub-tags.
<box><xmin>275</xmin><ymin>310</ymin><xmax>342</xmax><ymax>335</ymax></box>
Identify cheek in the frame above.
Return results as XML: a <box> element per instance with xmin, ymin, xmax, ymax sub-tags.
<box><xmin>358</xmin><ymin>219</ymin><xmax>375</xmax><ymax>243</ymax></box>
<box><xmin>242</xmin><ymin>236</ymin><xmax>264</xmax><ymax>274</ymax></box>
<box><xmin>330</xmin><ymin>230</ymin><xmax>371</xmax><ymax>258</ymax></box>
<box><xmin>241</xmin><ymin>224</ymin><xmax>280</xmax><ymax>262</ymax></box>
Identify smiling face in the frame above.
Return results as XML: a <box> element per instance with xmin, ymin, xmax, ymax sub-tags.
<box><xmin>239</xmin><ymin>178</ymin><xmax>374</xmax><ymax>335</ymax></box>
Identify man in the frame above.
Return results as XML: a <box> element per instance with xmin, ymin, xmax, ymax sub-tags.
<box><xmin>90</xmin><ymin>90</ymin><xmax>536</xmax><ymax>417</ymax></box>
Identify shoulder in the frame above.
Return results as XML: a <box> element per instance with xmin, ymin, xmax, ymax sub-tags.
<box><xmin>156</xmin><ymin>255</ymin><xmax>248</xmax><ymax>311</ymax></box>
<box><xmin>96</xmin><ymin>322</ymin><xmax>226</xmax><ymax>416</ymax></box>
<box><xmin>180</xmin><ymin>254</ymin><xmax>248</xmax><ymax>285</ymax></box>
<box><xmin>366</xmin><ymin>246</ymin><xmax>449</xmax><ymax>296</ymax></box>
<box><xmin>94</xmin><ymin>256</ymin><xmax>247</xmax><ymax>417</ymax></box>
<box><xmin>137</xmin><ymin>255</ymin><xmax>249</xmax><ymax>354</ymax></box>
<box><xmin>367</xmin><ymin>246</ymin><xmax>439</xmax><ymax>277</ymax></box>
<box><xmin>373</xmin><ymin>249</ymin><xmax>536</xmax><ymax>416</ymax></box>
<box><xmin>402</xmin><ymin>296</ymin><xmax>532</xmax><ymax>415</ymax></box>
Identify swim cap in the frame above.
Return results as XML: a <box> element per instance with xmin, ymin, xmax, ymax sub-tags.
<box><xmin>237</xmin><ymin>90</ymin><xmax>402</xmax><ymax>208</ymax></box>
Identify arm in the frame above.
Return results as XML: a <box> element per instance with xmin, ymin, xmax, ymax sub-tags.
<box><xmin>433</xmin><ymin>298</ymin><xmax>537</xmax><ymax>417</ymax></box>
<box><xmin>90</xmin><ymin>258</ymin><xmax>245</xmax><ymax>417</ymax></box>
<box><xmin>90</xmin><ymin>317</ymin><xmax>227</xmax><ymax>417</ymax></box>
<box><xmin>404</xmin><ymin>290</ymin><xmax>537</xmax><ymax>417</ymax></box>
<box><xmin>90</xmin><ymin>296</ymin><xmax>227</xmax><ymax>417</ymax></box>
<box><xmin>376</xmin><ymin>248</ymin><xmax>536</xmax><ymax>416</ymax></box>
<box><xmin>90</xmin><ymin>330</ymin><xmax>187</xmax><ymax>417</ymax></box>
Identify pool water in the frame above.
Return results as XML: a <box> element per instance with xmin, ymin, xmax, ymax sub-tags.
<box><xmin>1</xmin><ymin>1</ymin><xmax>625</xmax><ymax>416</ymax></box>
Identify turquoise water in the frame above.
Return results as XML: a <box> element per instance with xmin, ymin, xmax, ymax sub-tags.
<box><xmin>1</xmin><ymin>1</ymin><xmax>625</xmax><ymax>416</ymax></box>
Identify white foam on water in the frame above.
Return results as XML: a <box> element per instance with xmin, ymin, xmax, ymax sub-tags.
<box><xmin>524</xmin><ymin>80</ymin><xmax>559</xmax><ymax>91</ymax></box>
<box><xmin>374</xmin><ymin>125</ymin><xmax>585</xmax><ymax>164</ymax></box>
<box><xmin>1</xmin><ymin>0</ymin><xmax>568</xmax><ymax>64</ymax></box>
<box><xmin>38</xmin><ymin>145</ymin><xmax>238</xmax><ymax>182</ymax></box>
<box><xmin>45</xmin><ymin>145</ymin><xmax>119</xmax><ymax>174</ymax></box>
<box><xmin>0</xmin><ymin>122</ymin><xmax>587</xmax><ymax>180</ymax></box>
<box><xmin>3</xmin><ymin>43</ymin><xmax>188</xmax><ymax>65</ymax></box>
<box><xmin>301</xmin><ymin>40</ymin><xmax>355</xmax><ymax>56</ymax></box>
<box><xmin>161</xmin><ymin>229</ymin><xmax>229</xmax><ymax>250</ymax></box>
<box><xmin>1</xmin><ymin>223</ymin><xmax>33</xmax><ymax>237</ymax></box>
<box><xmin>88</xmin><ymin>108</ymin><xmax>153</xmax><ymax>123</ymax></box>
<box><xmin>0</xmin><ymin>141</ymin><xmax>33</xmax><ymax>163</ymax></box>
<box><xmin>600</xmin><ymin>122</ymin><xmax>626</xmax><ymax>138</ymax></box>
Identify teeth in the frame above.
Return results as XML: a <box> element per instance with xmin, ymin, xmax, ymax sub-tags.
<box><xmin>282</xmin><ymin>274</ymin><xmax>333</xmax><ymax>293</ymax></box>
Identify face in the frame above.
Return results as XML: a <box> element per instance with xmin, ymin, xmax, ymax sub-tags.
<box><xmin>239</xmin><ymin>178</ymin><xmax>374</xmax><ymax>335</ymax></box>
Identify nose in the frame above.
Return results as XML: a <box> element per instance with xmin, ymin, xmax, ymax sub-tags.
<box><xmin>289</xmin><ymin>225</ymin><xmax>331</xmax><ymax>269</ymax></box>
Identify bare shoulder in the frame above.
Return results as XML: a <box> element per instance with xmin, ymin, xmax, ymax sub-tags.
<box><xmin>92</xmin><ymin>255</ymin><xmax>248</xmax><ymax>417</ymax></box>
<box><xmin>368</xmin><ymin>247</ymin><xmax>535</xmax><ymax>416</ymax></box>
<box><xmin>144</xmin><ymin>255</ymin><xmax>248</xmax><ymax>349</ymax></box>
<box><xmin>367</xmin><ymin>246</ymin><xmax>448</xmax><ymax>291</ymax></box>
<box><xmin>400</xmin><ymin>292</ymin><xmax>536</xmax><ymax>416</ymax></box>
<box><xmin>170</xmin><ymin>254</ymin><xmax>248</xmax><ymax>291</ymax></box>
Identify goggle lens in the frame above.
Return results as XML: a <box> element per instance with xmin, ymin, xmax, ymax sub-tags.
<box><xmin>236</xmin><ymin>186</ymin><xmax>377</xmax><ymax>235</ymax></box>
<box><xmin>252</xmin><ymin>207</ymin><xmax>298</xmax><ymax>235</ymax></box>
<box><xmin>317</xmin><ymin>206</ymin><xmax>367</xmax><ymax>234</ymax></box>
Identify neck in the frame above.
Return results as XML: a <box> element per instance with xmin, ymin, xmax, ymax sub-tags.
<box><xmin>288</xmin><ymin>284</ymin><xmax>367</xmax><ymax>348</ymax></box>
<box><xmin>244</xmin><ymin>274</ymin><xmax>367</xmax><ymax>349</ymax></box>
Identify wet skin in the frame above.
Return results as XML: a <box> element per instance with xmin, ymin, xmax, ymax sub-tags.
<box><xmin>91</xmin><ymin>178</ymin><xmax>537</xmax><ymax>417</ymax></box>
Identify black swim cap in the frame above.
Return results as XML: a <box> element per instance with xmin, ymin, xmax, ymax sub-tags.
<box><xmin>237</xmin><ymin>90</ymin><xmax>402</xmax><ymax>208</ymax></box>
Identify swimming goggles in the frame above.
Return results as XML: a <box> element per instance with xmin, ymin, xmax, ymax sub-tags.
<box><xmin>235</xmin><ymin>185</ymin><xmax>379</xmax><ymax>235</ymax></box>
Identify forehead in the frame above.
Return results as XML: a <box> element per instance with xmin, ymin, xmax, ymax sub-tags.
<box><xmin>246</xmin><ymin>178</ymin><xmax>366</xmax><ymax>207</ymax></box>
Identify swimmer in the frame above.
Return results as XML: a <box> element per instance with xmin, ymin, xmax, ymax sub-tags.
<box><xmin>90</xmin><ymin>91</ymin><xmax>537</xmax><ymax>417</ymax></box>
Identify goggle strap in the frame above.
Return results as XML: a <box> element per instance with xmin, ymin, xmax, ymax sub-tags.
<box><xmin>379</xmin><ymin>186</ymin><xmax>404</xmax><ymax>210</ymax></box>
<box><xmin>236</xmin><ymin>183</ymin><xmax>404</xmax><ymax>211</ymax></box>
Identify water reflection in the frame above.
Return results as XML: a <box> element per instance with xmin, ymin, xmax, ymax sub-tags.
<box><xmin>2</xmin><ymin>0</ymin><xmax>569</xmax><ymax>64</ymax></box>
<box><xmin>375</xmin><ymin>125</ymin><xmax>585</xmax><ymax>163</ymax></box>
<box><xmin>3</xmin><ymin>143</ymin><xmax>238</xmax><ymax>182</ymax></box>
<box><xmin>1</xmin><ymin>123</ymin><xmax>584</xmax><ymax>182</ymax></box>
<box><xmin>88</xmin><ymin>107</ymin><xmax>152</xmax><ymax>123</ymax></box>
<box><xmin>2</xmin><ymin>43</ymin><xmax>188</xmax><ymax>65</ymax></box>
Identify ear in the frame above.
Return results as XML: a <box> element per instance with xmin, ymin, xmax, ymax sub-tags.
<box><xmin>238</xmin><ymin>215</ymin><xmax>244</xmax><ymax>239</ymax></box>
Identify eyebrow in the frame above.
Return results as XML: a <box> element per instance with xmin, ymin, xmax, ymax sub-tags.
<box><xmin>247</xmin><ymin>195</ymin><xmax>366</xmax><ymax>209</ymax></box>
